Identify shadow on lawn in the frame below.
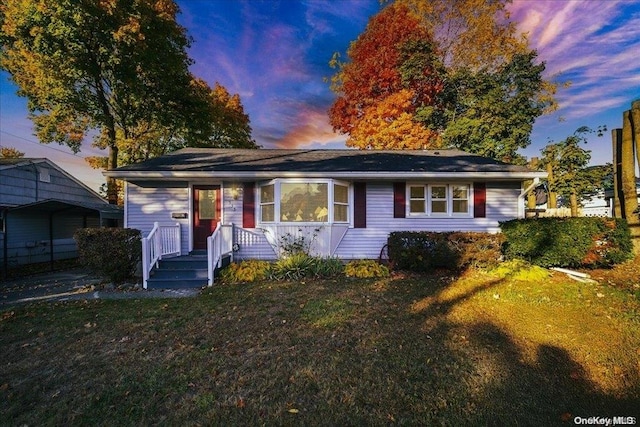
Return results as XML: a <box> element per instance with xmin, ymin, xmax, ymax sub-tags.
<box><xmin>391</xmin><ymin>273</ymin><xmax>639</xmax><ymax>424</ymax></box>
<box><xmin>1</xmin><ymin>272</ymin><xmax>638</xmax><ymax>425</ymax></box>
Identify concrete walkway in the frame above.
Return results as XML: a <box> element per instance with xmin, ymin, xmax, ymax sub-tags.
<box><xmin>0</xmin><ymin>269</ymin><xmax>201</xmax><ymax>308</ymax></box>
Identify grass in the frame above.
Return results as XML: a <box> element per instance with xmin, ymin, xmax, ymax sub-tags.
<box><xmin>1</xmin><ymin>267</ymin><xmax>639</xmax><ymax>425</ymax></box>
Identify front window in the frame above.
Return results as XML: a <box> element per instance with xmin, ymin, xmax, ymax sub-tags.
<box><xmin>259</xmin><ymin>179</ymin><xmax>349</xmax><ymax>224</ymax></box>
<box><xmin>260</xmin><ymin>184</ymin><xmax>275</xmax><ymax>222</ymax></box>
<box><xmin>408</xmin><ymin>183</ymin><xmax>471</xmax><ymax>216</ymax></box>
<box><xmin>333</xmin><ymin>183</ymin><xmax>349</xmax><ymax>223</ymax></box>
<box><xmin>280</xmin><ymin>182</ymin><xmax>328</xmax><ymax>222</ymax></box>
<box><xmin>431</xmin><ymin>185</ymin><xmax>447</xmax><ymax>214</ymax></box>
<box><xmin>409</xmin><ymin>186</ymin><xmax>426</xmax><ymax>213</ymax></box>
<box><xmin>452</xmin><ymin>185</ymin><xmax>469</xmax><ymax>214</ymax></box>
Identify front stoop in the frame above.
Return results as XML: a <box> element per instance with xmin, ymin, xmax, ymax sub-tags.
<box><xmin>146</xmin><ymin>253</ymin><xmax>230</xmax><ymax>289</ymax></box>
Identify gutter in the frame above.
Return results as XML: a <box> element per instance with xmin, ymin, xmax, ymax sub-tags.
<box><xmin>104</xmin><ymin>170</ymin><xmax>548</xmax><ymax>181</ymax></box>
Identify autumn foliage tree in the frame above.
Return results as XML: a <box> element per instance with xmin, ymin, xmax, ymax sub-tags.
<box><xmin>0</xmin><ymin>147</ymin><xmax>25</xmax><ymax>158</ymax></box>
<box><xmin>329</xmin><ymin>3</ymin><xmax>444</xmax><ymax>149</ymax></box>
<box><xmin>0</xmin><ymin>0</ymin><xmax>255</xmax><ymax>204</ymax></box>
<box><xmin>330</xmin><ymin>0</ymin><xmax>554</xmax><ymax>161</ymax></box>
<box><xmin>86</xmin><ymin>79</ymin><xmax>256</xmax><ymax>168</ymax></box>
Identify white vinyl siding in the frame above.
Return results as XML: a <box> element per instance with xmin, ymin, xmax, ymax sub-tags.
<box><xmin>126</xmin><ymin>183</ymin><xmax>190</xmax><ymax>255</ymax></box>
<box><xmin>334</xmin><ymin>181</ymin><xmax>520</xmax><ymax>259</ymax></box>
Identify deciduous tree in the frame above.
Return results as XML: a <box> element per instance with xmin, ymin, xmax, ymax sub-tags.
<box><xmin>328</xmin><ymin>3</ymin><xmax>444</xmax><ymax>149</ymax></box>
<box><xmin>1</xmin><ymin>0</ymin><xmax>256</xmax><ymax>203</ymax></box>
<box><xmin>541</xmin><ymin>127</ymin><xmax>608</xmax><ymax>217</ymax></box>
<box><xmin>329</xmin><ymin>0</ymin><xmax>555</xmax><ymax>161</ymax></box>
<box><xmin>0</xmin><ymin>147</ymin><xmax>25</xmax><ymax>158</ymax></box>
<box><xmin>442</xmin><ymin>52</ymin><xmax>548</xmax><ymax>164</ymax></box>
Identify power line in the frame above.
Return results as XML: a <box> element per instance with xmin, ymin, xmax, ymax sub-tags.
<box><xmin>0</xmin><ymin>129</ymin><xmax>92</xmax><ymax>158</ymax></box>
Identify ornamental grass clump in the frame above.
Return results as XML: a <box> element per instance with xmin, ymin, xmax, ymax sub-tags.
<box><xmin>269</xmin><ymin>254</ymin><xmax>343</xmax><ymax>281</ymax></box>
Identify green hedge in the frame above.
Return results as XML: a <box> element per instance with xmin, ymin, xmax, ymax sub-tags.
<box><xmin>387</xmin><ymin>231</ymin><xmax>504</xmax><ymax>272</ymax></box>
<box><xmin>74</xmin><ymin>228</ymin><xmax>141</xmax><ymax>284</ymax></box>
<box><xmin>499</xmin><ymin>217</ymin><xmax>632</xmax><ymax>268</ymax></box>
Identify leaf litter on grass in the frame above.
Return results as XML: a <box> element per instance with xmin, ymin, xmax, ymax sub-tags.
<box><xmin>1</xmin><ymin>271</ymin><xmax>639</xmax><ymax>424</ymax></box>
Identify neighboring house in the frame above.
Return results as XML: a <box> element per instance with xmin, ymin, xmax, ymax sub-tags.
<box><xmin>1</xmin><ymin>158</ymin><xmax>123</xmax><ymax>274</ymax></box>
<box><xmin>106</xmin><ymin>148</ymin><xmax>545</xmax><ymax>268</ymax></box>
<box><xmin>530</xmin><ymin>186</ymin><xmax>613</xmax><ymax>218</ymax></box>
<box><xmin>581</xmin><ymin>190</ymin><xmax>612</xmax><ymax>217</ymax></box>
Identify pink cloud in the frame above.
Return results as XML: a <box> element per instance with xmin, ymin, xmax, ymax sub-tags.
<box><xmin>274</xmin><ymin>107</ymin><xmax>346</xmax><ymax>149</ymax></box>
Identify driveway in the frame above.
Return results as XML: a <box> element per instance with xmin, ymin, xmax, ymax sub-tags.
<box><xmin>0</xmin><ymin>269</ymin><xmax>200</xmax><ymax>308</ymax></box>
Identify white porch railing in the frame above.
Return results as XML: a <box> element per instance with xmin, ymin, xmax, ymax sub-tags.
<box><xmin>207</xmin><ymin>223</ymin><xmax>234</xmax><ymax>286</ymax></box>
<box><xmin>142</xmin><ymin>222</ymin><xmax>181</xmax><ymax>289</ymax></box>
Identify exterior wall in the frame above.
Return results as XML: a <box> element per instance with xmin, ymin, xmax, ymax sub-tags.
<box><xmin>125</xmin><ymin>182</ymin><xmax>190</xmax><ymax>254</ymax></box>
<box><xmin>0</xmin><ymin>160</ymin><xmax>105</xmax><ymax>206</ymax></box>
<box><xmin>222</xmin><ymin>182</ymin><xmax>277</xmax><ymax>260</ymax></box>
<box><xmin>222</xmin><ymin>183</ymin><xmax>244</xmax><ymax>226</ymax></box>
<box><xmin>334</xmin><ymin>181</ymin><xmax>520</xmax><ymax>259</ymax></box>
<box><xmin>125</xmin><ymin>179</ymin><xmax>521</xmax><ymax>261</ymax></box>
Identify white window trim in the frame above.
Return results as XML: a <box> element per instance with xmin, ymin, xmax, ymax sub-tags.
<box><xmin>407</xmin><ymin>183</ymin><xmax>473</xmax><ymax>218</ymax></box>
<box><xmin>258</xmin><ymin>179</ymin><xmax>351</xmax><ymax>225</ymax></box>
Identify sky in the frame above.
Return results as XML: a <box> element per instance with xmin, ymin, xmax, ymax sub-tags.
<box><xmin>1</xmin><ymin>0</ymin><xmax>639</xmax><ymax>192</ymax></box>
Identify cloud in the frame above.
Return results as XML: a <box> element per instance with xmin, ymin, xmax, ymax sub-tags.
<box><xmin>509</xmin><ymin>0</ymin><xmax>640</xmax><ymax>123</ymax></box>
<box><xmin>273</xmin><ymin>107</ymin><xmax>346</xmax><ymax>149</ymax></box>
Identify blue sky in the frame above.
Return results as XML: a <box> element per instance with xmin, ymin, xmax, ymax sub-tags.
<box><xmin>1</xmin><ymin>0</ymin><xmax>639</xmax><ymax>191</ymax></box>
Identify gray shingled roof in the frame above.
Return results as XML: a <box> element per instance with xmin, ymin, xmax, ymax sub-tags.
<box><xmin>108</xmin><ymin>148</ymin><xmax>539</xmax><ymax>177</ymax></box>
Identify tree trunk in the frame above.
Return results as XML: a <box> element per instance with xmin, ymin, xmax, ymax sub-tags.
<box><xmin>526</xmin><ymin>157</ymin><xmax>538</xmax><ymax>212</ymax></box>
<box><xmin>570</xmin><ymin>192</ymin><xmax>579</xmax><ymax>217</ymax></box>
<box><xmin>107</xmin><ymin>124</ymin><xmax>119</xmax><ymax>205</ymax></box>
<box><xmin>611</xmin><ymin>128</ymin><xmax>624</xmax><ymax>218</ymax></box>
<box><xmin>633</xmin><ymin>100</ymin><xmax>640</xmax><ymax>170</ymax></box>
<box><xmin>546</xmin><ymin>163</ymin><xmax>557</xmax><ymax>209</ymax></box>
<box><xmin>621</xmin><ymin>109</ymin><xmax>640</xmax><ymax>253</ymax></box>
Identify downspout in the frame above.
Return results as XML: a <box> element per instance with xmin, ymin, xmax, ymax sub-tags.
<box><xmin>2</xmin><ymin>208</ymin><xmax>8</xmax><ymax>280</ymax></box>
<box><xmin>49</xmin><ymin>211</ymin><xmax>54</xmax><ymax>271</ymax></box>
<box><xmin>518</xmin><ymin>177</ymin><xmax>540</xmax><ymax>219</ymax></box>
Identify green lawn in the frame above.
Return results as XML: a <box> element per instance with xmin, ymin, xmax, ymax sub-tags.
<box><xmin>1</xmin><ymin>267</ymin><xmax>639</xmax><ymax>425</ymax></box>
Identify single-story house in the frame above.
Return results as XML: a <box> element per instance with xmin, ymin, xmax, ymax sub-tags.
<box><xmin>1</xmin><ymin>158</ymin><xmax>123</xmax><ymax>276</ymax></box>
<box><xmin>105</xmin><ymin>148</ymin><xmax>545</xmax><ymax>286</ymax></box>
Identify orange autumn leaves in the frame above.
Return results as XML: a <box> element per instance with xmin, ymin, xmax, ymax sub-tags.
<box><xmin>329</xmin><ymin>3</ymin><xmax>444</xmax><ymax>150</ymax></box>
<box><xmin>348</xmin><ymin>90</ymin><xmax>441</xmax><ymax>150</ymax></box>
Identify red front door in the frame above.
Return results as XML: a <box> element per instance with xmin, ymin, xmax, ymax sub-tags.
<box><xmin>193</xmin><ymin>185</ymin><xmax>221</xmax><ymax>250</ymax></box>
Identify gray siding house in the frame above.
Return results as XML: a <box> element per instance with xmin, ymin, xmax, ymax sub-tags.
<box><xmin>1</xmin><ymin>158</ymin><xmax>122</xmax><ymax>274</ymax></box>
<box><xmin>107</xmin><ymin>149</ymin><xmax>545</xmax><ymax>270</ymax></box>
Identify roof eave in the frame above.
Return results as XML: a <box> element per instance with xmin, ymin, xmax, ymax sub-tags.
<box><xmin>104</xmin><ymin>170</ymin><xmax>548</xmax><ymax>181</ymax></box>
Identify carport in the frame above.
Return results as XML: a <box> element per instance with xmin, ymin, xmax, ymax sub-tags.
<box><xmin>1</xmin><ymin>199</ymin><xmax>123</xmax><ymax>277</ymax></box>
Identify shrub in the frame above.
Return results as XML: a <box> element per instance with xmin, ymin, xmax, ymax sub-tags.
<box><xmin>387</xmin><ymin>231</ymin><xmax>503</xmax><ymax>272</ymax></box>
<box><xmin>344</xmin><ymin>260</ymin><xmax>390</xmax><ymax>278</ymax></box>
<box><xmin>278</xmin><ymin>228</ymin><xmax>321</xmax><ymax>257</ymax></box>
<box><xmin>74</xmin><ymin>228</ymin><xmax>141</xmax><ymax>284</ymax></box>
<box><xmin>500</xmin><ymin>217</ymin><xmax>633</xmax><ymax>268</ymax></box>
<box><xmin>269</xmin><ymin>253</ymin><xmax>316</xmax><ymax>281</ymax></box>
<box><xmin>221</xmin><ymin>260</ymin><xmax>271</xmax><ymax>283</ymax></box>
